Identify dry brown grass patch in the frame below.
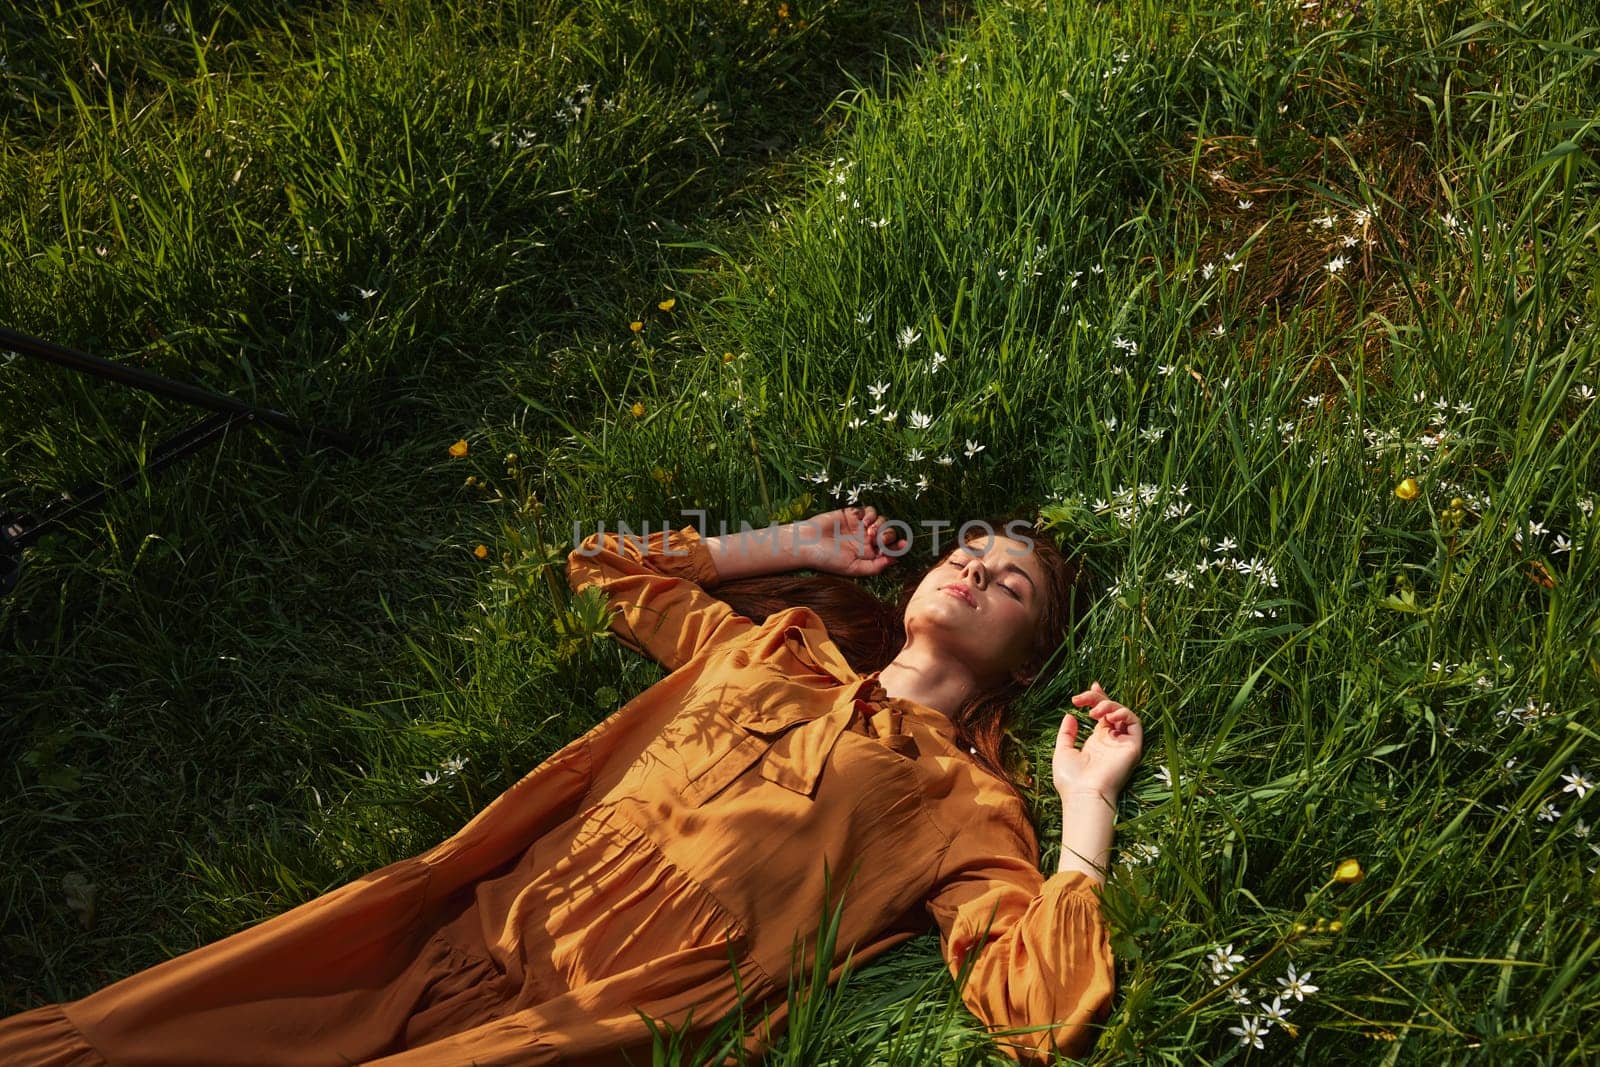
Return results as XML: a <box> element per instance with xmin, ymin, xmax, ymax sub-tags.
<box><xmin>1156</xmin><ymin>114</ymin><xmax>1452</xmax><ymax>394</ymax></box>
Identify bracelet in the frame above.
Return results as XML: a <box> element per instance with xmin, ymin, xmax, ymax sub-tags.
<box><xmin>1059</xmin><ymin>788</ymin><xmax>1117</xmax><ymax>806</ymax></box>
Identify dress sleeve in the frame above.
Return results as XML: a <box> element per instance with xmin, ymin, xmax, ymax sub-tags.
<box><xmin>924</xmin><ymin>798</ymin><xmax>1116</xmax><ymax>1064</ymax></box>
<box><xmin>566</xmin><ymin>522</ymin><xmax>755</xmax><ymax>672</ymax></box>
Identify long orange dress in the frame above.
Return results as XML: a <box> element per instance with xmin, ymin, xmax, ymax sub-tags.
<box><xmin>0</xmin><ymin>523</ymin><xmax>1116</xmax><ymax>1065</ymax></box>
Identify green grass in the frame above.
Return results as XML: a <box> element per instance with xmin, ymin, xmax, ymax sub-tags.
<box><xmin>5</xmin><ymin>0</ymin><xmax>1599</xmax><ymax>1063</ymax></box>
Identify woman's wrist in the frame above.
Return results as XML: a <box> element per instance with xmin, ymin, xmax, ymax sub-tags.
<box><xmin>1057</xmin><ymin>788</ymin><xmax>1118</xmax><ymax>881</ymax></box>
<box><xmin>703</xmin><ymin>521</ymin><xmax>810</xmax><ymax>582</ymax></box>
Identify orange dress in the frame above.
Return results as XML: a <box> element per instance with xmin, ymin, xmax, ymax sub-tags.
<box><xmin>0</xmin><ymin>523</ymin><xmax>1115</xmax><ymax>1066</ymax></box>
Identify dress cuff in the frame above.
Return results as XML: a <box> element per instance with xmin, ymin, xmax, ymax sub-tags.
<box><xmin>0</xmin><ymin>1003</ymin><xmax>110</xmax><ymax>1067</ymax></box>
<box><xmin>661</xmin><ymin>524</ymin><xmax>722</xmax><ymax>589</ymax></box>
<box><xmin>1041</xmin><ymin>868</ymin><xmax>1107</xmax><ymax>902</ymax></box>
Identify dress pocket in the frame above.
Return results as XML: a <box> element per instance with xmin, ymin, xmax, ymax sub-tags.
<box><xmin>680</xmin><ymin>723</ymin><xmax>767</xmax><ymax>807</ymax></box>
<box><xmin>675</xmin><ymin>693</ymin><xmax>822</xmax><ymax>807</ymax></box>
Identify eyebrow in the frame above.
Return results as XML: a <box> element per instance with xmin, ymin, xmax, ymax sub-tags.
<box><xmin>953</xmin><ymin>546</ymin><xmax>1038</xmax><ymax>599</ymax></box>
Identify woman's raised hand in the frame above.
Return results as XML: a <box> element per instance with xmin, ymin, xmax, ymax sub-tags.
<box><xmin>1052</xmin><ymin>682</ymin><xmax>1144</xmax><ymax>801</ymax></box>
<box><xmin>796</xmin><ymin>506</ymin><xmax>903</xmax><ymax>578</ymax></box>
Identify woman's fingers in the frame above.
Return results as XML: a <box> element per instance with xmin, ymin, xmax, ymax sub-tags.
<box><xmin>1101</xmin><ymin>709</ymin><xmax>1143</xmax><ymax>743</ymax></box>
<box><xmin>1057</xmin><ymin>712</ymin><xmax>1079</xmax><ymax>748</ymax></box>
<box><xmin>1071</xmin><ymin>681</ymin><xmax>1110</xmax><ymax>706</ymax></box>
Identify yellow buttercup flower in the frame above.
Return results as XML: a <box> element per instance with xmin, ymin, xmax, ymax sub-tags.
<box><xmin>777</xmin><ymin>2</ymin><xmax>789</xmax><ymax>18</ymax></box>
<box><xmin>722</xmin><ymin>351</ymin><xmax>735</xmax><ymax>364</ymax></box>
<box><xmin>448</xmin><ymin>438</ymin><xmax>469</xmax><ymax>458</ymax></box>
<box><xmin>473</xmin><ymin>544</ymin><xmax>489</xmax><ymax>560</ymax></box>
<box><xmin>658</xmin><ymin>297</ymin><xmax>676</xmax><ymax>312</ymax></box>
<box><xmin>1394</xmin><ymin>477</ymin><xmax>1419</xmax><ymax>501</ymax></box>
<box><xmin>1333</xmin><ymin>858</ymin><xmax>1364</xmax><ymax>884</ymax></box>
<box><xmin>631</xmin><ymin>402</ymin><xmax>646</xmax><ymax>419</ymax></box>
<box><xmin>629</xmin><ymin>320</ymin><xmax>644</xmax><ymax>333</ymax></box>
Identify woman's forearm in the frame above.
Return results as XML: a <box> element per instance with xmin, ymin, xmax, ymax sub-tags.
<box><xmin>1057</xmin><ymin>789</ymin><xmax>1117</xmax><ymax>883</ymax></box>
<box><xmin>703</xmin><ymin>521</ymin><xmax>812</xmax><ymax>582</ymax></box>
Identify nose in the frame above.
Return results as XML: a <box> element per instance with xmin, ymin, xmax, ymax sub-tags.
<box><xmin>962</xmin><ymin>555</ymin><xmax>988</xmax><ymax>588</ymax></box>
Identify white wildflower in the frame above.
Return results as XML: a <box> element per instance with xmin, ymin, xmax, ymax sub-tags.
<box><xmin>1207</xmin><ymin>944</ymin><xmax>1245</xmax><ymax>981</ymax></box>
<box><xmin>1122</xmin><ymin>841</ymin><xmax>1160</xmax><ymax>865</ymax></box>
<box><xmin>1277</xmin><ymin>964</ymin><xmax>1318</xmax><ymax>1001</ymax></box>
<box><xmin>1259</xmin><ymin>996</ymin><xmax>1292</xmax><ymax>1024</ymax></box>
<box><xmin>1228</xmin><ymin>1016</ymin><xmax>1270</xmax><ymax>1049</ymax></box>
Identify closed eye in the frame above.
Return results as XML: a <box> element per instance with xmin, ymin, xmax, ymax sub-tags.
<box><xmin>945</xmin><ymin>557</ymin><xmax>1023</xmax><ymax>600</ymax></box>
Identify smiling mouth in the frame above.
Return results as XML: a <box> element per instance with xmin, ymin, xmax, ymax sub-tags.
<box><xmin>942</xmin><ymin>586</ymin><xmax>976</xmax><ymax>608</ymax></box>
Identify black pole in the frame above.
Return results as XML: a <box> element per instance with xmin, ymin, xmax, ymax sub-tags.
<box><xmin>1</xmin><ymin>326</ymin><xmax>377</xmax><ymax>596</ymax></box>
<box><xmin>0</xmin><ymin>326</ymin><xmax>366</xmax><ymax>456</ymax></box>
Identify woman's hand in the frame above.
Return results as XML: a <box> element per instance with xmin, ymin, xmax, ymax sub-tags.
<box><xmin>1052</xmin><ymin>682</ymin><xmax>1143</xmax><ymax>801</ymax></box>
<box><xmin>795</xmin><ymin>505</ymin><xmax>903</xmax><ymax>578</ymax></box>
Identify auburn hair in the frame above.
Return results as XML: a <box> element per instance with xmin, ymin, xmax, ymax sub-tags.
<box><xmin>707</xmin><ymin>511</ymin><xmax>1096</xmax><ymax>806</ymax></box>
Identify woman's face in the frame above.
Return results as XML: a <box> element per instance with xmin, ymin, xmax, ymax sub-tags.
<box><xmin>902</xmin><ymin>534</ymin><xmax>1047</xmax><ymax>684</ymax></box>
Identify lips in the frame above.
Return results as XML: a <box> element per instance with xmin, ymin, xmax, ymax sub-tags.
<box><xmin>942</xmin><ymin>584</ymin><xmax>976</xmax><ymax>608</ymax></box>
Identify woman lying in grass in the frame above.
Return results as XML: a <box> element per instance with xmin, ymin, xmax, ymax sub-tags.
<box><xmin>0</xmin><ymin>505</ymin><xmax>1142</xmax><ymax>1066</ymax></box>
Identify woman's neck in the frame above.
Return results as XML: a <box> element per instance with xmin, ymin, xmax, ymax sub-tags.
<box><xmin>874</xmin><ymin>642</ymin><xmax>987</xmax><ymax>720</ymax></box>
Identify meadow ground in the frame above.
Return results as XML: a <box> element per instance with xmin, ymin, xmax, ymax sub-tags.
<box><xmin>2</xmin><ymin>0</ymin><xmax>1597</xmax><ymax>1063</ymax></box>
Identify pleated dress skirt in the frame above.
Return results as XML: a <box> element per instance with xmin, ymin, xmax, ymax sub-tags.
<box><xmin>0</xmin><ymin>802</ymin><xmax>754</xmax><ymax>1067</ymax></box>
